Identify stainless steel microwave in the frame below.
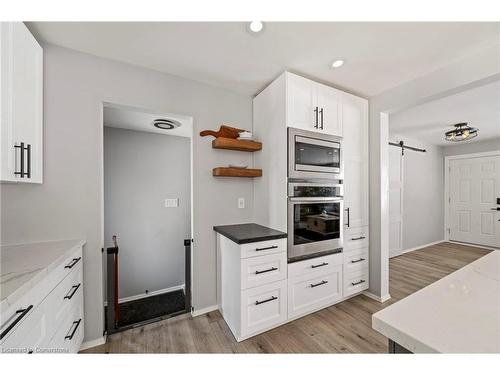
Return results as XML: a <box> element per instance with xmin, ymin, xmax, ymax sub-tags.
<box><xmin>288</xmin><ymin>127</ymin><xmax>343</xmax><ymax>180</ymax></box>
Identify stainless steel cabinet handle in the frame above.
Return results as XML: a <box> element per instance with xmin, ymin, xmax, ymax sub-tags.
<box><xmin>311</xmin><ymin>262</ymin><xmax>329</xmax><ymax>269</ymax></box>
<box><xmin>255</xmin><ymin>296</ymin><xmax>278</xmax><ymax>305</ymax></box>
<box><xmin>255</xmin><ymin>267</ymin><xmax>278</xmax><ymax>275</ymax></box>
<box><xmin>351</xmin><ymin>258</ymin><xmax>366</xmax><ymax>264</ymax></box>
<box><xmin>0</xmin><ymin>305</ymin><xmax>33</xmax><ymax>340</ymax></box>
<box><xmin>351</xmin><ymin>236</ymin><xmax>366</xmax><ymax>241</ymax></box>
<box><xmin>351</xmin><ymin>279</ymin><xmax>366</xmax><ymax>286</ymax></box>
<box><xmin>255</xmin><ymin>245</ymin><xmax>278</xmax><ymax>252</ymax></box>
<box><xmin>65</xmin><ymin>319</ymin><xmax>82</xmax><ymax>340</ymax></box>
<box><xmin>310</xmin><ymin>280</ymin><xmax>328</xmax><ymax>288</ymax></box>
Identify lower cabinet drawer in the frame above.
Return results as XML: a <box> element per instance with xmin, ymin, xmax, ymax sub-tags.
<box><xmin>288</xmin><ymin>253</ymin><xmax>343</xmax><ymax>278</ymax></box>
<box><xmin>48</xmin><ymin>299</ymin><xmax>84</xmax><ymax>353</ymax></box>
<box><xmin>287</xmin><ymin>265</ymin><xmax>343</xmax><ymax>320</ymax></box>
<box><xmin>240</xmin><ymin>279</ymin><xmax>287</xmax><ymax>339</ymax></box>
<box><xmin>241</xmin><ymin>252</ymin><xmax>287</xmax><ymax>290</ymax></box>
<box><xmin>343</xmin><ymin>226</ymin><xmax>369</xmax><ymax>251</ymax></box>
<box><xmin>343</xmin><ymin>268</ymin><xmax>369</xmax><ymax>297</ymax></box>
<box><xmin>343</xmin><ymin>248</ymin><xmax>369</xmax><ymax>273</ymax></box>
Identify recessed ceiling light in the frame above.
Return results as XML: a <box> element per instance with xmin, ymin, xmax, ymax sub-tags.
<box><xmin>331</xmin><ymin>60</ymin><xmax>344</xmax><ymax>68</ymax></box>
<box><xmin>249</xmin><ymin>21</ymin><xmax>264</xmax><ymax>33</ymax></box>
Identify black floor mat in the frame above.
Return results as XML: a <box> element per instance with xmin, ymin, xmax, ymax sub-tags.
<box><xmin>118</xmin><ymin>289</ymin><xmax>186</xmax><ymax>327</ymax></box>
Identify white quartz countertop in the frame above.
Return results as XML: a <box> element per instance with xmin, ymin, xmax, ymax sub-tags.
<box><xmin>0</xmin><ymin>239</ymin><xmax>85</xmax><ymax>314</ymax></box>
<box><xmin>372</xmin><ymin>250</ymin><xmax>500</xmax><ymax>353</ymax></box>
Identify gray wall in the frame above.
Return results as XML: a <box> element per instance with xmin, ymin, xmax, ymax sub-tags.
<box><xmin>441</xmin><ymin>137</ymin><xmax>500</xmax><ymax>156</ymax></box>
<box><xmin>104</xmin><ymin>127</ymin><xmax>190</xmax><ymax>299</ymax></box>
<box><xmin>0</xmin><ymin>44</ymin><xmax>253</xmax><ymax>342</ymax></box>
<box><xmin>389</xmin><ymin>134</ymin><xmax>445</xmax><ymax>251</ymax></box>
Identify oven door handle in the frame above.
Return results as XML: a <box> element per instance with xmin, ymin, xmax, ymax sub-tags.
<box><xmin>289</xmin><ymin>197</ymin><xmax>343</xmax><ymax>202</ymax></box>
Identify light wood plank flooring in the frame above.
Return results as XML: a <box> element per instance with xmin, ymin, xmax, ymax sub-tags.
<box><xmin>82</xmin><ymin>242</ymin><xmax>490</xmax><ymax>353</ymax></box>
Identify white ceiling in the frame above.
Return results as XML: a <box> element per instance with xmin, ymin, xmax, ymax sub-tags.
<box><xmin>389</xmin><ymin>80</ymin><xmax>500</xmax><ymax>146</ymax></box>
<box><xmin>103</xmin><ymin>103</ymin><xmax>193</xmax><ymax>138</ymax></box>
<box><xmin>27</xmin><ymin>22</ymin><xmax>500</xmax><ymax>97</ymax></box>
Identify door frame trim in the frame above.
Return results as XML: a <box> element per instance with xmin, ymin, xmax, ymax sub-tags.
<box><xmin>444</xmin><ymin>150</ymin><xmax>500</xmax><ymax>243</ymax></box>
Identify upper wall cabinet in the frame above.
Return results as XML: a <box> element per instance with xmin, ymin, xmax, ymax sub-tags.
<box><xmin>286</xmin><ymin>72</ymin><xmax>342</xmax><ymax>136</ymax></box>
<box><xmin>1</xmin><ymin>22</ymin><xmax>43</xmax><ymax>184</ymax></box>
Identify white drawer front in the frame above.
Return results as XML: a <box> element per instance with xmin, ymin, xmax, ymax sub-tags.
<box><xmin>241</xmin><ymin>252</ymin><xmax>287</xmax><ymax>290</ymax></box>
<box><xmin>343</xmin><ymin>227</ymin><xmax>369</xmax><ymax>252</ymax></box>
<box><xmin>288</xmin><ymin>253</ymin><xmax>343</xmax><ymax>278</ymax></box>
<box><xmin>343</xmin><ymin>248</ymin><xmax>369</xmax><ymax>273</ymax></box>
<box><xmin>288</xmin><ymin>265</ymin><xmax>342</xmax><ymax>320</ymax></box>
<box><xmin>48</xmin><ymin>262</ymin><xmax>83</xmax><ymax>326</ymax></box>
<box><xmin>344</xmin><ymin>268</ymin><xmax>369</xmax><ymax>297</ymax></box>
<box><xmin>240</xmin><ymin>238</ymin><xmax>286</xmax><ymax>259</ymax></box>
<box><xmin>49</xmin><ymin>299</ymin><xmax>84</xmax><ymax>354</ymax></box>
<box><xmin>240</xmin><ymin>280</ymin><xmax>287</xmax><ymax>338</ymax></box>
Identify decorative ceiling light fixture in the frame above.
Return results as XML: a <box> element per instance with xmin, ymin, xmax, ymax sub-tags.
<box><xmin>445</xmin><ymin>123</ymin><xmax>478</xmax><ymax>142</ymax></box>
<box><xmin>248</xmin><ymin>21</ymin><xmax>264</xmax><ymax>33</ymax></box>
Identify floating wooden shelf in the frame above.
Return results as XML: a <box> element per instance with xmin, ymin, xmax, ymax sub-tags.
<box><xmin>212</xmin><ymin>167</ymin><xmax>262</xmax><ymax>178</ymax></box>
<box><xmin>212</xmin><ymin>137</ymin><xmax>262</xmax><ymax>152</ymax></box>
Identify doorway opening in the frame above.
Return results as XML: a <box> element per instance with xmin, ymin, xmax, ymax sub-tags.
<box><xmin>102</xmin><ymin>103</ymin><xmax>193</xmax><ymax>333</ymax></box>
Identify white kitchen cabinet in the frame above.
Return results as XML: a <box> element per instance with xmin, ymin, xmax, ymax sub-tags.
<box><xmin>342</xmin><ymin>92</ymin><xmax>369</xmax><ymax>229</ymax></box>
<box><xmin>285</xmin><ymin>72</ymin><xmax>342</xmax><ymax>136</ymax></box>
<box><xmin>0</xmin><ymin>22</ymin><xmax>43</xmax><ymax>184</ymax></box>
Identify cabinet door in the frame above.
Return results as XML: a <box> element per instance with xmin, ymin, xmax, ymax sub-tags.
<box><xmin>342</xmin><ymin>93</ymin><xmax>368</xmax><ymax>229</ymax></box>
<box><xmin>317</xmin><ymin>83</ymin><xmax>342</xmax><ymax>136</ymax></box>
<box><xmin>0</xmin><ymin>22</ymin><xmax>43</xmax><ymax>183</ymax></box>
<box><xmin>286</xmin><ymin>72</ymin><xmax>317</xmax><ymax>131</ymax></box>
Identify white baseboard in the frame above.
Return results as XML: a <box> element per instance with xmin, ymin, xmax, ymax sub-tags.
<box><xmin>118</xmin><ymin>284</ymin><xmax>185</xmax><ymax>304</ymax></box>
<box><xmin>79</xmin><ymin>336</ymin><xmax>106</xmax><ymax>351</ymax></box>
<box><xmin>448</xmin><ymin>240</ymin><xmax>499</xmax><ymax>251</ymax></box>
<box><xmin>363</xmin><ymin>291</ymin><xmax>391</xmax><ymax>303</ymax></box>
<box><xmin>389</xmin><ymin>240</ymin><xmax>444</xmax><ymax>258</ymax></box>
<box><xmin>191</xmin><ymin>304</ymin><xmax>218</xmax><ymax>317</ymax></box>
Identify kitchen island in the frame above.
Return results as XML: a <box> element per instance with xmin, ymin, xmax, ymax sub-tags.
<box><xmin>372</xmin><ymin>250</ymin><xmax>499</xmax><ymax>353</ymax></box>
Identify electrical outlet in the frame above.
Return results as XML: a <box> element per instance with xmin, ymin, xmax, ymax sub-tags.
<box><xmin>164</xmin><ymin>198</ymin><xmax>179</xmax><ymax>208</ymax></box>
<box><xmin>238</xmin><ymin>198</ymin><xmax>245</xmax><ymax>209</ymax></box>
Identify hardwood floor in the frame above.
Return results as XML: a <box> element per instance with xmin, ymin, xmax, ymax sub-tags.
<box><xmin>82</xmin><ymin>242</ymin><xmax>490</xmax><ymax>354</ymax></box>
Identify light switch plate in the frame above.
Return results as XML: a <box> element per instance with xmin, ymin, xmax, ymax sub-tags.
<box><xmin>164</xmin><ymin>198</ymin><xmax>179</xmax><ymax>208</ymax></box>
<box><xmin>238</xmin><ymin>198</ymin><xmax>245</xmax><ymax>209</ymax></box>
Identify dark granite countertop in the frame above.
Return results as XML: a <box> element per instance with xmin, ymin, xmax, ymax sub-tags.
<box><xmin>213</xmin><ymin>223</ymin><xmax>287</xmax><ymax>244</ymax></box>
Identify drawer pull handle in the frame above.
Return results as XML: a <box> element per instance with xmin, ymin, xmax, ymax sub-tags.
<box><xmin>0</xmin><ymin>305</ymin><xmax>33</xmax><ymax>340</ymax></box>
<box><xmin>351</xmin><ymin>236</ymin><xmax>366</xmax><ymax>241</ymax></box>
<box><xmin>255</xmin><ymin>267</ymin><xmax>278</xmax><ymax>275</ymax></box>
<box><xmin>351</xmin><ymin>279</ymin><xmax>366</xmax><ymax>286</ymax></box>
<box><xmin>255</xmin><ymin>296</ymin><xmax>278</xmax><ymax>305</ymax></box>
<box><xmin>65</xmin><ymin>257</ymin><xmax>82</xmax><ymax>269</ymax></box>
<box><xmin>65</xmin><ymin>318</ymin><xmax>82</xmax><ymax>340</ymax></box>
<box><xmin>64</xmin><ymin>283</ymin><xmax>81</xmax><ymax>300</ymax></box>
<box><xmin>351</xmin><ymin>258</ymin><xmax>366</xmax><ymax>264</ymax></box>
<box><xmin>311</xmin><ymin>262</ymin><xmax>329</xmax><ymax>269</ymax></box>
<box><xmin>255</xmin><ymin>245</ymin><xmax>278</xmax><ymax>252</ymax></box>
<box><xmin>310</xmin><ymin>280</ymin><xmax>328</xmax><ymax>288</ymax></box>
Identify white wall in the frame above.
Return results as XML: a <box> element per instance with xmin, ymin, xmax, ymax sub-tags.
<box><xmin>388</xmin><ymin>134</ymin><xmax>444</xmax><ymax>254</ymax></box>
<box><xmin>104</xmin><ymin>127</ymin><xmax>190</xmax><ymax>299</ymax></box>
<box><xmin>0</xmin><ymin>45</ymin><xmax>254</xmax><ymax>342</ymax></box>
<box><xmin>441</xmin><ymin>138</ymin><xmax>500</xmax><ymax>156</ymax></box>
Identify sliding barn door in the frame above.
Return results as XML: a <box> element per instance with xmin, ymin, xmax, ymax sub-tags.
<box><xmin>389</xmin><ymin>147</ymin><xmax>404</xmax><ymax>257</ymax></box>
<box><xmin>449</xmin><ymin>155</ymin><xmax>500</xmax><ymax>248</ymax></box>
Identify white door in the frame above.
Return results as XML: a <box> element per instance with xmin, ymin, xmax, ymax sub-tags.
<box><xmin>342</xmin><ymin>93</ymin><xmax>368</xmax><ymax>229</ymax></box>
<box><xmin>316</xmin><ymin>83</ymin><xmax>342</xmax><ymax>137</ymax></box>
<box><xmin>286</xmin><ymin>72</ymin><xmax>317</xmax><ymax>131</ymax></box>
<box><xmin>449</xmin><ymin>155</ymin><xmax>500</xmax><ymax>248</ymax></box>
<box><xmin>389</xmin><ymin>146</ymin><xmax>404</xmax><ymax>257</ymax></box>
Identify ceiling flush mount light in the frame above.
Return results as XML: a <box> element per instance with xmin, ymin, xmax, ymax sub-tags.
<box><xmin>249</xmin><ymin>21</ymin><xmax>263</xmax><ymax>33</ymax></box>
<box><xmin>152</xmin><ymin>118</ymin><xmax>181</xmax><ymax>130</ymax></box>
<box><xmin>445</xmin><ymin>123</ymin><xmax>478</xmax><ymax>142</ymax></box>
<box><xmin>331</xmin><ymin>60</ymin><xmax>344</xmax><ymax>68</ymax></box>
